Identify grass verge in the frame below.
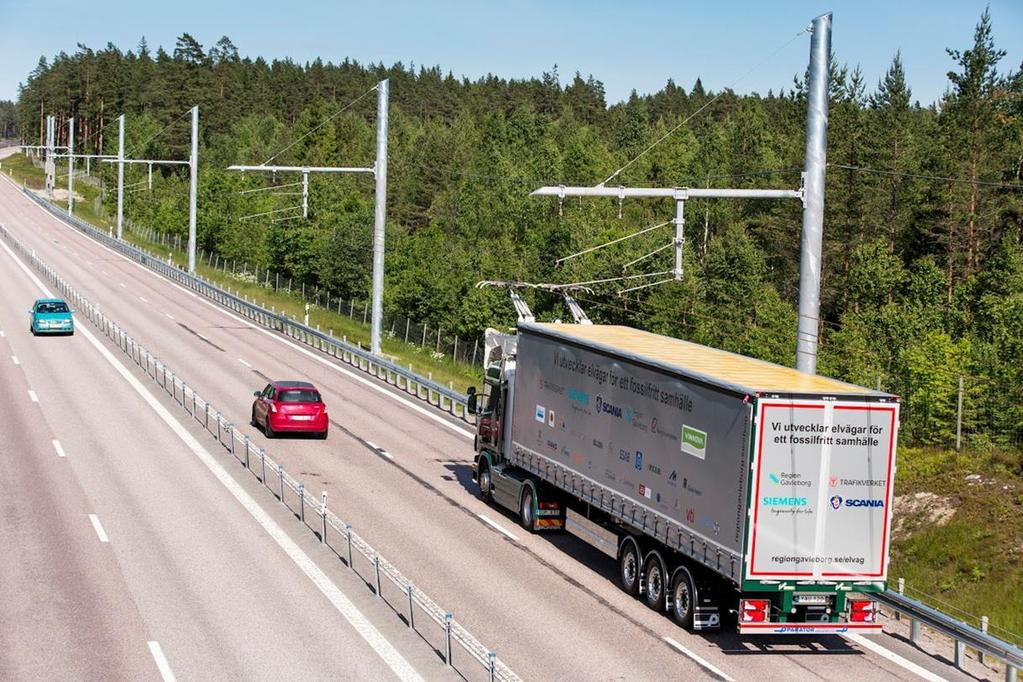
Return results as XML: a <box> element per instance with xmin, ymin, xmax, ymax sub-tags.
<box><xmin>890</xmin><ymin>445</ymin><xmax>1023</xmax><ymax>644</ymax></box>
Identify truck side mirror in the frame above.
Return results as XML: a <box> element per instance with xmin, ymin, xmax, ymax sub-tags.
<box><xmin>466</xmin><ymin>387</ymin><xmax>478</xmax><ymax>415</ymax></box>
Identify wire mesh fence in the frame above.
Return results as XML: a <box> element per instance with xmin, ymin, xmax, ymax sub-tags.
<box><xmin>0</xmin><ymin>221</ymin><xmax>519</xmax><ymax>682</ymax></box>
<box><xmin>885</xmin><ymin>371</ymin><xmax>1023</xmax><ymax>451</ymax></box>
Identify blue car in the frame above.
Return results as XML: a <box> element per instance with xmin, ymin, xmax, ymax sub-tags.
<box><xmin>30</xmin><ymin>298</ymin><xmax>75</xmax><ymax>336</ymax></box>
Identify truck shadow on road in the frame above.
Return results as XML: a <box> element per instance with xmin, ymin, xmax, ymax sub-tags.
<box><xmin>446</xmin><ymin>463</ymin><xmax>865</xmax><ymax>658</ymax></box>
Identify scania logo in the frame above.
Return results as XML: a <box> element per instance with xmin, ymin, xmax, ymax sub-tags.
<box><xmin>830</xmin><ymin>496</ymin><xmax>885</xmax><ymax>509</ymax></box>
<box><xmin>594</xmin><ymin>394</ymin><xmax>623</xmax><ymax>418</ymax></box>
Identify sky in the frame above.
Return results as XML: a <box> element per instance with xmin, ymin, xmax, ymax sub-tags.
<box><xmin>0</xmin><ymin>0</ymin><xmax>1020</xmax><ymax>106</ymax></box>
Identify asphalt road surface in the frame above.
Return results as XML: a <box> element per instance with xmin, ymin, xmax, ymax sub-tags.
<box><xmin>0</xmin><ymin>153</ymin><xmax>998</xmax><ymax>681</ymax></box>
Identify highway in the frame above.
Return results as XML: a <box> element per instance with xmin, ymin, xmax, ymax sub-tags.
<box><xmin>0</xmin><ymin>160</ymin><xmax>447</xmax><ymax>680</ymax></box>
<box><xmin>0</xmin><ymin>159</ymin><xmax>993</xmax><ymax>680</ymax></box>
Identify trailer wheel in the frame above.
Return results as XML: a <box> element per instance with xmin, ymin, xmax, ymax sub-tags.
<box><xmin>669</xmin><ymin>568</ymin><xmax>695</xmax><ymax>629</ymax></box>
<box><xmin>519</xmin><ymin>487</ymin><xmax>536</xmax><ymax>532</ymax></box>
<box><xmin>618</xmin><ymin>538</ymin><xmax>641</xmax><ymax>596</ymax></box>
<box><xmin>643</xmin><ymin>552</ymin><xmax>668</xmax><ymax>611</ymax></box>
<box><xmin>477</xmin><ymin>460</ymin><xmax>493</xmax><ymax>503</ymax></box>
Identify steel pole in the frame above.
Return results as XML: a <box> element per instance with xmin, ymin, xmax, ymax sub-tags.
<box><xmin>67</xmin><ymin>117</ymin><xmax>75</xmax><ymax>214</ymax></box>
<box><xmin>116</xmin><ymin>114</ymin><xmax>125</xmax><ymax>240</ymax></box>
<box><xmin>45</xmin><ymin>116</ymin><xmax>54</xmax><ymax>198</ymax></box>
<box><xmin>795</xmin><ymin>13</ymin><xmax>832</xmax><ymax>374</ymax></box>
<box><xmin>188</xmin><ymin>106</ymin><xmax>198</xmax><ymax>274</ymax></box>
<box><xmin>370</xmin><ymin>79</ymin><xmax>389</xmax><ymax>355</ymax></box>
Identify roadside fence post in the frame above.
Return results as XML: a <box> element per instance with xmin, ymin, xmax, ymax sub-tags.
<box><xmin>955</xmin><ymin>375</ymin><xmax>964</xmax><ymax>452</ymax></box>
<box><xmin>445</xmin><ymin>613</ymin><xmax>453</xmax><ymax>667</ymax></box>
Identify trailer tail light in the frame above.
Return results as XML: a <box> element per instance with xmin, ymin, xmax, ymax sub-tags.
<box><xmin>849</xmin><ymin>599</ymin><xmax>877</xmax><ymax>623</ymax></box>
<box><xmin>740</xmin><ymin>599</ymin><xmax>771</xmax><ymax>623</ymax></box>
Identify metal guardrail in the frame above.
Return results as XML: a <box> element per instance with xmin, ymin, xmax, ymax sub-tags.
<box><xmin>0</xmin><ymin>224</ymin><xmax>518</xmax><ymax>682</ymax></box>
<box><xmin>878</xmin><ymin>587</ymin><xmax>1021</xmax><ymax>681</ymax></box>
<box><xmin>18</xmin><ymin>186</ymin><xmax>475</xmax><ymax>423</ymax></box>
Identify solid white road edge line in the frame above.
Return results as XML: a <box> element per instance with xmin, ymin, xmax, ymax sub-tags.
<box><xmin>13</xmin><ymin>193</ymin><xmax>475</xmax><ymax>441</ymax></box>
<box><xmin>0</xmin><ymin>236</ymin><xmax>424</xmax><ymax>682</ymax></box>
<box><xmin>843</xmin><ymin>633</ymin><xmax>947</xmax><ymax>682</ymax></box>
<box><xmin>52</xmin><ymin>439</ymin><xmax>66</xmax><ymax>458</ymax></box>
<box><xmin>477</xmin><ymin>514</ymin><xmax>519</xmax><ymax>542</ymax></box>
<box><xmin>89</xmin><ymin>514</ymin><xmax>110</xmax><ymax>543</ymax></box>
<box><xmin>662</xmin><ymin>636</ymin><xmax>735</xmax><ymax>682</ymax></box>
<box><xmin>146</xmin><ymin>641</ymin><xmax>176</xmax><ymax>682</ymax></box>
<box><xmin>28</xmin><ymin>389</ymin><xmax>38</xmax><ymax>402</ymax></box>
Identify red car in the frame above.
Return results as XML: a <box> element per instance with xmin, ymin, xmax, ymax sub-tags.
<box><xmin>251</xmin><ymin>381</ymin><xmax>328</xmax><ymax>439</ymax></box>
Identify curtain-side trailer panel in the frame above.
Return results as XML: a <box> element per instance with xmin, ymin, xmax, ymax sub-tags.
<box><xmin>510</xmin><ymin>327</ymin><xmax>754</xmax><ymax>573</ymax></box>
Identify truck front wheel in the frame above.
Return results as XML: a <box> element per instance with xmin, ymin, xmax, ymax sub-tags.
<box><xmin>643</xmin><ymin>552</ymin><xmax>668</xmax><ymax>611</ymax></box>
<box><xmin>669</xmin><ymin>568</ymin><xmax>695</xmax><ymax>629</ymax></box>
<box><xmin>477</xmin><ymin>460</ymin><xmax>493</xmax><ymax>503</ymax></box>
<box><xmin>618</xmin><ymin>539</ymin><xmax>641</xmax><ymax>596</ymax></box>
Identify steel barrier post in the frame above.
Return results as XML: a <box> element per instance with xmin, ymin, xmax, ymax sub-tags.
<box><xmin>445</xmin><ymin>613</ymin><xmax>453</xmax><ymax>667</ymax></box>
<box><xmin>896</xmin><ymin>578</ymin><xmax>904</xmax><ymax>621</ymax></box>
<box><xmin>910</xmin><ymin>617</ymin><xmax>921</xmax><ymax>644</ymax></box>
<box><xmin>1008</xmin><ymin>665</ymin><xmax>1017</xmax><ymax>682</ymax></box>
<box><xmin>278</xmin><ymin>464</ymin><xmax>284</xmax><ymax>500</ymax></box>
<box><xmin>243</xmin><ymin>436</ymin><xmax>250</xmax><ymax>469</ymax></box>
<box><xmin>980</xmin><ymin>616</ymin><xmax>988</xmax><ymax>664</ymax></box>
<box><xmin>346</xmin><ymin>524</ymin><xmax>353</xmax><ymax>565</ymax></box>
<box><xmin>374</xmin><ymin>555</ymin><xmax>381</xmax><ymax>597</ymax></box>
<box><xmin>955</xmin><ymin>639</ymin><xmax>965</xmax><ymax>669</ymax></box>
<box><xmin>299</xmin><ymin>484</ymin><xmax>305</xmax><ymax>521</ymax></box>
<box><xmin>320</xmin><ymin>492</ymin><xmax>328</xmax><ymax>544</ymax></box>
<box><xmin>489</xmin><ymin>652</ymin><xmax>497</xmax><ymax>682</ymax></box>
<box><xmin>407</xmin><ymin>585</ymin><xmax>415</xmax><ymax>628</ymax></box>
<box><xmin>260</xmin><ymin>448</ymin><xmax>266</xmax><ymax>483</ymax></box>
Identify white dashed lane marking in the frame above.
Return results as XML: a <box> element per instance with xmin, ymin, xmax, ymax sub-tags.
<box><xmin>88</xmin><ymin>514</ymin><xmax>109</xmax><ymax>543</ymax></box>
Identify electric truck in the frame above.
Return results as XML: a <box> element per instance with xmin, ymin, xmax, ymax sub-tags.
<box><xmin>472</xmin><ymin>322</ymin><xmax>898</xmax><ymax>634</ymax></box>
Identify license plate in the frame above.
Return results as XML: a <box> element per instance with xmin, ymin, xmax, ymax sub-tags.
<box><xmin>290</xmin><ymin>415</ymin><xmax>313</xmax><ymax>421</ymax></box>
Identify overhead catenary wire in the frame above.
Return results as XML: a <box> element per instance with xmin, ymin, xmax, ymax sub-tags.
<box><xmin>829</xmin><ymin>163</ymin><xmax>1023</xmax><ymax>190</ymax></box>
<box><xmin>556</xmin><ymin>220</ymin><xmax>673</xmax><ymax>264</ymax></box>
<box><xmin>598</xmin><ymin>26</ymin><xmax>811</xmax><ymax>187</ymax></box>
<box><xmin>125</xmin><ymin>106</ymin><xmax>195</xmax><ymax>158</ymax></box>
<box><xmin>260</xmin><ymin>84</ymin><xmax>378</xmax><ymax>166</ymax></box>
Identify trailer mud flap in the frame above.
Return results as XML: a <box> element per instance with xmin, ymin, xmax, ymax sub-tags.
<box><xmin>738</xmin><ymin>622</ymin><xmax>883</xmax><ymax>635</ymax></box>
<box><xmin>693</xmin><ymin>606</ymin><xmax>721</xmax><ymax>631</ymax></box>
<box><xmin>534</xmin><ymin>499</ymin><xmax>565</xmax><ymax>531</ymax></box>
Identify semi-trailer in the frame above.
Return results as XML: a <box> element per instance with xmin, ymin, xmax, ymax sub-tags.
<box><xmin>472</xmin><ymin>322</ymin><xmax>899</xmax><ymax>634</ymax></box>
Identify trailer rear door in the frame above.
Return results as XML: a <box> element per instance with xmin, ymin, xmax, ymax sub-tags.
<box><xmin>746</xmin><ymin>399</ymin><xmax>898</xmax><ymax>581</ymax></box>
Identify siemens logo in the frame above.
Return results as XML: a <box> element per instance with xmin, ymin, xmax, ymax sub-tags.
<box><xmin>568</xmin><ymin>387</ymin><xmax>590</xmax><ymax>406</ymax></box>
<box><xmin>762</xmin><ymin>496</ymin><xmax>808</xmax><ymax>507</ymax></box>
<box><xmin>594</xmin><ymin>394</ymin><xmax>623</xmax><ymax>418</ymax></box>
